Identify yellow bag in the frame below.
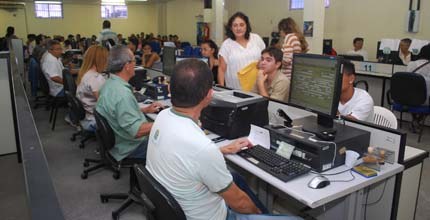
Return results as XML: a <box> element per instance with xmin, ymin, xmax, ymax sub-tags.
<box><xmin>237</xmin><ymin>61</ymin><xmax>258</xmax><ymax>92</ymax></box>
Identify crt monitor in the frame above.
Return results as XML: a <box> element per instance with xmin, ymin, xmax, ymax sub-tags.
<box><xmin>289</xmin><ymin>53</ymin><xmax>343</xmax><ymax>133</ymax></box>
<box><xmin>162</xmin><ymin>46</ymin><xmax>176</xmax><ymax>76</ymax></box>
<box><xmin>129</xmin><ymin>68</ymin><xmax>147</xmax><ymax>91</ymax></box>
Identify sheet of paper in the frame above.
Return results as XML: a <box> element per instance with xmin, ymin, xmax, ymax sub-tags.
<box><xmin>276</xmin><ymin>141</ymin><xmax>295</xmax><ymax>160</ymax></box>
<box><xmin>248</xmin><ymin>124</ymin><xmax>270</xmax><ymax>149</ymax></box>
<box><xmin>379</xmin><ymin>39</ymin><xmax>400</xmax><ymax>51</ymax></box>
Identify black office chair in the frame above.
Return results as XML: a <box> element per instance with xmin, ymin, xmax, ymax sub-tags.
<box><xmin>134</xmin><ymin>164</ymin><xmax>186</xmax><ymax>220</ymax></box>
<box><xmin>387</xmin><ymin>72</ymin><xmax>430</xmax><ymax>142</ymax></box>
<box><xmin>353</xmin><ymin>80</ymin><xmax>369</xmax><ymax>92</ymax></box>
<box><xmin>66</xmin><ymin>93</ymin><xmax>95</xmax><ymax>148</ymax></box>
<box><xmin>81</xmin><ymin>111</ymin><xmax>145</xmax><ymax>179</ymax></box>
<box><xmin>47</xmin><ymin>70</ymin><xmax>69</xmax><ymax>130</ymax></box>
<box><xmin>32</xmin><ymin>59</ymin><xmax>52</xmax><ymax>110</ymax></box>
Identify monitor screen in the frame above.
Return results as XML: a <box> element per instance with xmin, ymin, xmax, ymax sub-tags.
<box><xmin>289</xmin><ymin>54</ymin><xmax>342</xmax><ymax>128</ymax></box>
<box><xmin>162</xmin><ymin>46</ymin><xmax>176</xmax><ymax>76</ymax></box>
<box><xmin>322</xmin><ymin>39</ymin><xmax>332</xmax><ymax>55</ymax></box>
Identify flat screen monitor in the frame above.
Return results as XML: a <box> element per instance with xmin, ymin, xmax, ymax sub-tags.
<box><xmin>289</xmin><ymin>53</ymin><xmax>343</xmax><ymax>133</ymax></box>
<box><xmin>323</xmin><ymin>39</ymin><xmax>332</xmax><ymax>55</ymax></box>
<box><xmin>162</xmin><ymin>46</ymin><xmax>176</xmax><ymax>76</ymax></box>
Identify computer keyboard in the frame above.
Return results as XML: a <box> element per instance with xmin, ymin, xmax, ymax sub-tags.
<box><xmin>238</xmin><ymin>145</ymin><xmax>311</xmax><ymax>182</ymax></box>
<box><xmin>134</xmin><ymin>92</ymin><xmax>149</xmax><ymax>103</ymax></box>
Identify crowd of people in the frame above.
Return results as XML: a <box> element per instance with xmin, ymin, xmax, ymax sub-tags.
<box><xmin>4</xmin><ymin>10</ymin><xmax>430</xmax><ymax>219</ymax></box>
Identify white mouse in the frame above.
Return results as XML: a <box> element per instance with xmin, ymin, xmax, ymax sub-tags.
<box><xmin>308</xmin><ymin>175</ymin><xmax>330</xmax><ymax>189</ymax></box>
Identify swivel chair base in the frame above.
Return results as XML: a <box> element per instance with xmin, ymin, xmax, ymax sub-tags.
<box><xmin>81</xmin><ymin>158</ymin><xmax>120</xmax><ymax>180</ymax></box>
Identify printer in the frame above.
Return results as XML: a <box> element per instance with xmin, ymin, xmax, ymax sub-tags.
<box><xmin>265</xmin><ymin>116</ymin><xmax>371</xmax><ymax>172</ymax></box>
<box><xmin>200</xmin><ymin>90</ymin><xmax>269</xmax><ymax>139</ymax></box>
<box><xmin>143</xmin><ymin>82</ymin><xmax>169</xmax><ymax>100</ymax></box>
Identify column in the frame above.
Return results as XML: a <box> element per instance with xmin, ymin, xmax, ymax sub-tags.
<box><xmin>303</xmin><ymin>0</ymin><xmax>325</xmax><ymax>54</ymax></box>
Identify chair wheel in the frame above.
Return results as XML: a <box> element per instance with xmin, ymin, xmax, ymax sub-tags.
<box><xmin>113</xmin><ymin>172</ymin><xmax>120</xmax><ymax>180</ymax></box>
<box><xmin>79</xmin><ymin>143</ymin><xmax>84</xmax><ymax>148</ymax></box>
<box><xmin>81</xmin><ymin>172</ymin><xmax>88</xmax><ymax>179</ymax></box>
<box><xmin>112</xmin><ymin>212</ymin><xmax>120</xmax><ymax>220</ymax></box>
<box><xmin>83</xmin><ymin>161</ymin><xmax>89</xmax><ymax>167</ymax></box>
<box><xmin>70</xmin><ymin>135</ymin><xmax>76</xmax><ymax>141</ymax></box>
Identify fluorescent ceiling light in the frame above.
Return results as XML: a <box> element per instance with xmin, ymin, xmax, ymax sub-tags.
<box><xmin>34</xmin><ymin>1</ymin><xmax>62</xmax><ymax>3</ymax></box>
<box><xmin>101</xmin><ymin>0</ymin><xmax>126</xmax><ymax>5</ymax></box>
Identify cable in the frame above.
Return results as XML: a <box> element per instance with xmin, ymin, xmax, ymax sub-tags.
<box><xmin>328</xmin><ymin>170</ymin><xmax>356</xmax><ymax>183</ymax></box>
<box><xmin>364</xmin><ymin>179</ymin><xmax>388</xmax><ymax>206</ymax></box>
<box><xmin>310</xmin><ymin>168</ymin><xmax>351</xmax><ymax>176</ymax></box>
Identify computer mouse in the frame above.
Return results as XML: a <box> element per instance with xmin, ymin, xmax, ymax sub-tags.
<box><xmin>308</xmin><ymin>175</ymin><xmax>330</xmax><ymax>189</ymax></box>
<box><xmin>143</xmin><ymin>99</ymin><xmax>153</xmax><ymax>104</ymax></box>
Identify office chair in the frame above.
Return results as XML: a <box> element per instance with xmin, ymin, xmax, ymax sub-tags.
<box><xmin>387</xmin><ymin>72</ymin><xmax>430</xmax><ymax>142</ymax></box>
<box><xmin>81</xmin><ymin>111</ymin><xmax>144</xmax><ymax>179</ymax></box>
<box><xmin>180</xmin><ymin>41</ymin><xmax>191</xmax><ymax>48</ymax></box>
<box><xmin>66</xmin><ymin>93</ymin><xmax>95</xmax><ymax>149</ymax></box>
<box><xmin>353</xmin><ymin>80</ymin><xmax>369</xmax><ymax>92</ymax></box>
<box><xmin>182</xmin><ymin>46</ymin><xmax>192</xmax><ymax>57</ymax></box>
<box><xmin>134</xmin><ymin>164</ymin><xmax>186</xmax><ymax>220</ymax></box>
<box><xmin>32</xmin><ymin>58</ymin><xmax>52</xmax><ymax>110</ymax></box>
<box><xmin>49</xmin><ymin>69</ymin><xmax>76</xmax><ymax>131</ymax></box>
<box><xmin>192</xmin><ymin>47</ymin><xmax>202</xmax><ymax>57</ymax></box>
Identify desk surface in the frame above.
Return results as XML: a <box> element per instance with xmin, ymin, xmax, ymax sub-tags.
<box><xmin>220</xmin><ymin>138</ymin><xmax>403</xmax><ymax>208</ymax></box>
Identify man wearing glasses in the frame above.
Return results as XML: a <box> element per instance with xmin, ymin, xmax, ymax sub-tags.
<box><xmin>96</xmin><ymin>45</ymin><xmax>162</xmax><ymax>161</ymax></box>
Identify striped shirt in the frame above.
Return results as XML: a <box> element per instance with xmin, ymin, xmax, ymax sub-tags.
<box><xmin>281</xmin><ymin>33</ymin><xmax>303</xmax><ymax>79</ymax></box>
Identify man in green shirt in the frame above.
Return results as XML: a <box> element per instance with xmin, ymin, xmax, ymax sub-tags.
<box><xmin>96</xmin><ymin>45</ymin><xmax>162</xmax><ymax>161</ymax></box>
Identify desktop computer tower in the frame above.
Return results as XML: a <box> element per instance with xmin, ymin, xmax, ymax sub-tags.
<box><xmin>265</xmin><ymin>116</ymin><xmax>370</xmax><ymax>172</ymax></box>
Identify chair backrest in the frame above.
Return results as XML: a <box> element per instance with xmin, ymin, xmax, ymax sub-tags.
<box><xmin>134</xmin><ymin>164</ymin><xmax>186</xmax><ymax>220</ymax></box>
<box><xmin>182</xmin><ymin>46</ymin><xmax>192</xmax><ymax>57</ymax></box>
<box><xmin>66</xmin><ymin>93</ymin><xmax>86</xmax><ymax>123</ymax></box>
<box><xmin>62</xmin><ymin>69</ymin><xmax>77</xmax><ymax>96</ymax></box>
<box><xmin>372</xmin><ymin>106</ymin><xmax>398</xmax><ymax>129</ymax></box>
<box><xmin>94</xmin><ymin>111</ymin><xmax>116</xmax><ymax>159</ymax></box>
<box><xmin>38</xmin><ymin>64</ymin><xmax>51</xmax><ymax>96</ymax></box>
<box><xmin>150</xmin><ymin>41</ymin><xmax>161</xmax><ymax>54</ymax></box>
<box><xmin>391</xmin><ymin>72</ymin><xmax>427</xmax><ymax>106</ymax></box>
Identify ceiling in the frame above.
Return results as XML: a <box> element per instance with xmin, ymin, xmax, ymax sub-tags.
<box><xmin>1</xmin><ymin>0</ymin><xmax>173</xmax><ymax>5</ymax></box>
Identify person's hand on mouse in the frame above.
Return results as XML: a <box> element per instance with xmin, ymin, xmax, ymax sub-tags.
<box><xmin>141</xmin><ymin>102</ymin><xmax>164</xmax><ymax>114</ymax></box>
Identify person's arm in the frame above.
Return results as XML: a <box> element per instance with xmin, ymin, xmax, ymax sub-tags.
<box><xmin>144</xmin><ymin>53</ymin><xmax>160</xmax><ymax>68</ymax></box>
<box><xmin>220</xmin><ymin>138</ymin><xmax>250</xmax><ymax>154</ymax></box>
<box><xmin>141</xmin><ymin>102</ymin><xmax>164</xmax><ymax>114</ymax></box>
<box><xmin>218</xmin><ymin>56</ymin><xmax>227</xmax><ymax>86</ymax></box>
<box><xmin>135</xmin><ymin>122</ymin><xmax>153</xmax><ymax>138</ymax></box>
<box><xmin>220</xmin><ymin>183</ymin><xmax>261</xmax><ymax>214</ymax></box>
<box><xmin>256</xmin><ymin>70</ymin><xmax>269</xmax><ymax>97</ymax></box>
<box><xmin>51</xmin><ymin>76</ymin><xmax>63</xmax><ymax>84</ymax></box>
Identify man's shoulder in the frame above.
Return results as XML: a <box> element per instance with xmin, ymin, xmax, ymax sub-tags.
<box><xmin>354</xmin><ymin>88</ymin><xmax>373</xmax><ymax>103</ymax></box>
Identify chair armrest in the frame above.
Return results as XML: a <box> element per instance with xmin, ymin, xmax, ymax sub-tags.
<box><xmin>140</xmin><ymin>192</ymin><xmax>156</xmax><ymax>212</ymax></box>
<box><xmin>386</xmin><ymin>89</ymin><xmax>393</xmax><ymax>105</ymax></box>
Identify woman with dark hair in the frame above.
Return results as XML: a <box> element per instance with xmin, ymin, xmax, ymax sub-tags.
<box><xmin>218</xmin><ymin>12</ymin><xmax>265</xmax><ymax>89</ymax></box>
<box><xmin>141</xmin><ymin>42</ymin><xmax>161</xmax><ymax>69</ymax></box>
<box><xmin>278</xmin><ymin>17</ymin><xmax>308</xmax><ymax>79</ymax></box>
<box><xmin>201</xmin><ymin>39</ymin><xmax>219</xmax><ymax>84</ymax></box>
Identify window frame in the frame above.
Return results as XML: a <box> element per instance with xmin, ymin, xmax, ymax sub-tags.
<box><xmin>289</xmin><ymin>0</ymin><xmax>330</xmax><ymax>10</ymax></box>
<box><xmin>100</xmin><ymin>4</ymin><xmax>128</xmax><ymax>19</ymax></box>
<box><xmin>34</xmin><ymin>1</ymin><xmax>63</xmax><ymax>19</ymax></box>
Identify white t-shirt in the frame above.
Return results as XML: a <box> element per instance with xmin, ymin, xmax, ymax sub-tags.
<box><xmin>219</xmin><ymin>33</ymin><xmax>265</xmax><ymax>89</ymax></box>
<box><xmin>338</xmin><ymin>88</ymin><xmax>374</xmax><ymax>122</ymax></box>
<box><xmin>41</xmin><ymin>52</ymin><xmax>64</xmax><ymax>96</ymax></box>
<box><xmin>146</xmin><ymin>109</ymin><xmax>233</xmax><ymax>220</ymax></box>
<box><xmin>407</xmin><ymin>59</ymin><xmax>430</xmax><ymax>104</ymax></box>
<box><xmin>346</xmin><ymin>49</ymin><xmax>369</xmax><ymax>61</ymax></box>
<box><xmin>76</xmin><ymin>70</ymin><xmax>106</xmax><ymax>121</ymax></box>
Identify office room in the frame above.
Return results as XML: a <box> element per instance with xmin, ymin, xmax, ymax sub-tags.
<box><xmin>0</xmin><ymin>0</ymin><xmax>429</xmax><ymax>219</ymax></box>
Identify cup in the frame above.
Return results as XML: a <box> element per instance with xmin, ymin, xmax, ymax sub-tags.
<box><xmin>345</xmin><ymin>150</ymin><xmax>360</xmax><ymax>168</ymax></box>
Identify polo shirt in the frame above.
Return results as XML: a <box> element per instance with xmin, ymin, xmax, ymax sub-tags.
<box><xmin>96</xmin><ymin>74</ymin><xmax>148</xmax><ymax>161</ymax></box>
<box><xmin>252</xmin><ymin>70</ymin><xmax>290</xmax><ymax>102</ymax></box>
<box><xmin>146</xmin><ymin>108</ymin><xmax>233</xmax><ymax>220</ymax></box>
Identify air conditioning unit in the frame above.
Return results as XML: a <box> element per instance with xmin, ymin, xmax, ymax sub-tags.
<box><xmin>0</xmin><ymin>1</ymin><xmax>25</xmax><ymax>12</ymax></box>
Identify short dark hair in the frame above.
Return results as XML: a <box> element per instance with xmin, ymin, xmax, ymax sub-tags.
<box><xmin>103</xmin><ymin>20</ymin><xmax>111</xmax><ymax>29</ymax></box>
<box><xmin>353</xmin><ymin>37</ymin><xmax>364</xmax><ymax>44</ymax></box>
<box><xmin>342</xmin><ymin>60</ymin><xmax>356</xmax><ymax>76</ymax></box>
<box><xmin>170</xmin><ymin>59</ymin><xmax>213</xmax><ymax>108</ymax></box>
<box><xmin>401</xmin><ymin>38</ymin><xmax>412</xmax><ymax>45</ymax></box>
<box><xmin>225</xmin><ymin>12</ymin><xmax>252</xmax><ymax>40</ymax></box>
<box><xmin>418</xmin><ymin>44</ymin><xmax>430</xmax><ymax>60</ymax></box>
<box><xmin>261</xmin><ymin>47</ymin><xmax>283</xmax><ymax>63</ymax></box>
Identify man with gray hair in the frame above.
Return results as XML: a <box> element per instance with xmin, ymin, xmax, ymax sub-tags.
<box><xmin>96</xmin><ymin>45</ymin><xmax>162</xmax><ymax>161</ymax></box>
<box><xmin>41</xmin><ymin>39</ymin><xmax>64</xmax><ymax>97</ymax></box>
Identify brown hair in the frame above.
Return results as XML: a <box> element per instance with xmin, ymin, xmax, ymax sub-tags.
<box><xmin>278</xmin><ymin>17</ymin><xmax>308</xmax><ymax>52</ymax></box>
<box><xmin>77</xmin><ymin>45</ymin><xmax>109</xmax><ymax>84</ymax></box>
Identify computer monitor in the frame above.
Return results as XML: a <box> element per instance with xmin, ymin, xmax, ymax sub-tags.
<box><xmin>129</xmin><ymin>68</ymin><xmax>147</xmax><ymax>91</ymax></box>
<box><xmin>338</xmin><ymin>54</ymin><xmax>364</xmax><ymax>61</ymax></box>
<box><xmin>322</xmin><ymin>39</ymin><xmax>333</xmax><ymax>55</ymax></box>
<box><xmin>162</xmin><ymin>46</ymin><xmax>176</xmax><ymax>76</ymax></box>
<box><xmin>289</xmin><ymin>53</ymin><xmax>343</xmax><ymax>134</ymax></box>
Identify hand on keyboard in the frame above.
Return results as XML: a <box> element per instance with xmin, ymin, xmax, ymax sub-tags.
<box><xmin>142</xmin><ymin>102</ymin><xmax>164</xmax><ymax>114</ymax></box>
<box><xmin>220</xmin><ymin>138</ymin><xmax>251</xmax><ymax>154</ymax></box>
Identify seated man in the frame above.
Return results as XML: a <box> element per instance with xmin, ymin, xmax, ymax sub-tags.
<box><xmin>392</xmin><ymin>38</ymin><xmax>415</xmax><ymax>65</ymax></box>
<box><xmin>146</xmin><ymin>59</ymin><xmax>302</xmax><ymax>220</ymax></box>
<box><xmin>41</xmin><ymin>39</ymin><xmax>65</xmax><ymax>97</ymax></box>
<box><xmin>338</xmin><ymin>61</ymin><xmax>374</xmax><ymax>122</ymax></box>
<box><xmin>346</xmin><ymin>37</ymin><xmax>368</xmax><ymax>61</ymax></box>
<box><xmin>253</xmin><ymin>47</ymin><xmax>290</xmax><ymax>103</ymax></box>
<box><xmin>96</xmin><ymin>45</ymin><xmax>162</xmax><ymax>161</ymax></box>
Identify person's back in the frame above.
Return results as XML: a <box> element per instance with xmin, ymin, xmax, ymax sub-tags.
<box><xmin>97</xmin><ymin>20</ymin><xmax>118</xmax><ymax>45</ymax></box>
<box><xmin>406</xmin><ymin>44</ymin><xmax>430</xmax><ymax>104</ymax></box>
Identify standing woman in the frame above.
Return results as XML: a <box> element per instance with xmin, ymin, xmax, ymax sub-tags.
<box><xmin>76</xmin><ymin>45</ymin><xmax>109</xmax><ymax>131</ymax></box>
<box><xmin>218</xmin><ymin>12</ymin><xmax>266</xmax><ymax>89</ymax></box>
<box><xmin>201</xmin><ymin>39</ymin><xmax>219</xmax><ymax>84</ymax></box>
<box><xmin>278</xmin><ymin>17</ymin><xmax>308</xmax><ymax>79</ymax></box>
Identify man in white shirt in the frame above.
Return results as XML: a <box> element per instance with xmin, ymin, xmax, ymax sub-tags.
<box><xmin>346</xmin><ymin>37</ymin><xmax>369</xmax><ymax>61</ymax></box>
<box><xmin>96</xmin><ymin>20</ymin><xmax>118</xmax><ymax>45</ymax></box>
<box><xmin>146</xmin><ymin>59</ymin><xmax>302</xmax><ymax>220</ymax></box>
<box><xmin>41</xmin><ymin>40</ymin><xmax>64</xmax><ymax>97</ymax></box>
<box><xmin>338</xmin><ymin>61</ymin><xmax>374</xmax><ymax>122</ymax></box>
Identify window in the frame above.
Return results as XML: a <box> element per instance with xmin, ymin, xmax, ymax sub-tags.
<box><xmin>101</xmin><ymin>0</ymin><xmax>128</xmax><ymax>19</ymax></box>
<box><xmin>34</xmin><ymin>1</ymin><xmax>63</xmax><ymax>18</ymax></box>
<box><xmin>290</xmin><ymin>0</ymin><xmax>330</xmax><ymax>10</ymax></box>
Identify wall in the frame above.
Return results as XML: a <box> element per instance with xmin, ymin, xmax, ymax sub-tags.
<box><xmin>0</xmin><ymin>8</ymin><xmax>27</xmax><ymax>39</ymax></box>
<box><xmin>165</xmin><ymin>0</ymin><xmax>203</xmax><ymax>45</ymax></box>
